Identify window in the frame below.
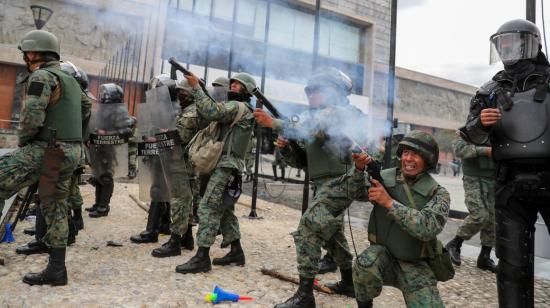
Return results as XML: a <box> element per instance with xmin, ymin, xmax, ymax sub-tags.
<box><xmin>236</xmin><ymin>0</ymin><xmax>267</xmax><ymax>41</ymax></box>
<box><xmin>320</xmin><ymin>18</ymin><xmax>361</xmax><ymax>63</ymax></box>
<box><xmin>268</xmin><ymin>4</ymin><xmax>314</xmax><ymax>53</ymax></box>
<box><xmin>213</xmin><ymin>0</ymin><xmax>234</xmax><ymax>21</ymax></box>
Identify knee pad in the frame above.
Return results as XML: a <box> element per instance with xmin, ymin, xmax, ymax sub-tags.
<box><xmin>495</xmin><ymin>210</ymin><xmax>534</xmax><ymax>267</ymax></box>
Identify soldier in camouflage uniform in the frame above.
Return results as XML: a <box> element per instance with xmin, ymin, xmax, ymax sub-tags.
<box><xmin>243</xmin><ymin>134</ymin><xmax>256</xmax><ymax>182</ymax></box>
<box><xmin>445</xmin><ymin>133</ymin><xmax>497</xmax><ymax>272</ymax></box>
<box><xmin>151</xmin><ymin>79</ymin><xmax>209</xmax><ymax>258</ymax></box>
<box><xmin>0</xmin><ymin>30</ymin><xmax>83</xmax><ymax>286</ymax></box>
<box><xmin>15</xmin><ymin>61</ymin><xmax>92</xmax><ymax>255</ymax></box>
<box><xmin>175</xmin><ymin>72</ymin><xmax>255</xmax><ymax>274</ymax></box>
<box><xmin>254</xmin><ymin>68</ymin><xmax>364</xmax><ymax>307</ymax></box>
<box><xmin>127</xmin><ymin>116</ymin><xmax>138</xmax><ymax>179</ymax></box>
<box><xmin>348</xmin><ymin>130</ymin><xmax>450</xmax><ymax>308</ymax></box>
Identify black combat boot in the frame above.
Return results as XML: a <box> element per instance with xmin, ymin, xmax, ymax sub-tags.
<box><xmin>445</xmin><ymin>236</ymin><xmax>463</xmax><ymax>266</ymax></box>
<box><xmin>175</xmin><ymin>247</ymin><xmax>211</xmax><ymax>274</ymax></box>
<box><xmin>23</xmin><ymin>247</ymin><xmax>68</xmax><ymax>286</ymax></box>
<box><xmin>158</xmin><ymin>203</ymin><xmax>171</xmax><ymax>235</ymax></box>
<box><xmin>152</xmin><ymin>233</ymin><xmax>182</xmax><ymax>258</ymax></box>
<box><xmin>213</xmin><ymin>239</ymin><xmax>245</xmax><ymax>266</ymax></box>
<box><xmin>128</xmin><ymin>165</ymin><xmax>137</xmax><ymax>179</ymax></box>
<box><xmin>274</xmin><ymin>276</ymin><xmax>315</xmax><ymax>308</ymax></box>
<box><xmin>89</xmin><ymin>179</ymin><xmax>113</xmax><ymax>218</ymax></box>
<box><xmin>85</xmin><ymin>180</ymin><xmax>101</xmax><ymax>212</ymax></box>
<box><xmin>181</xmin><ymin>224</ymin><xmax>194</xmax><ymax>251</ymax></box>
<box><xmin>16</xmin><ymin>240</ymin><xmax>48</xmax><ymax>255</ymax></box>
<box><xmin>67</xmin><ymin>215</ymin><xmax>76</xmax><ymax>246</ymax></box>
<box><xmin>477</xmin><ymin>246</ymin><xmax>497</xmax><ymax>273</ymax></box>
<box><xmin>318</xmin><ymin>253</ymin><xmax>337</xmax><ymax>274</ymax></box>
<box><xmin>326</xmin><ymin>268</ymin><xmax>355</xmax><ymax>297</ymax></box>
<box><xmin>130</xmin><ymin>202</ymin><xmax>161</xmax><ymax>243</ymax></box>
<box><xmin>72</xmin><ymin>208</ymin><xmax>84</xmax><ymax>231</ymax></box>
<box><xmin>357</xmin><ymin>299</ymin><xmax>373</xmax><ymax>308</ymax></box>
<box><xmin>272</xmin><ymin>165</ymin><xmax>279</xmax><ymax>181</ymax></box>
<box><xmin>23</xmin><ymin>227</ymin><xmax>36</xmax><ymax>236</ymax></box>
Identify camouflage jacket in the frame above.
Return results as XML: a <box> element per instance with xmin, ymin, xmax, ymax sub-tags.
<box><xmin>192</xmin><ymin>87</ymin><xmax>254</xmax><ymax>170</ymax></box>
<box><xmin>452</xmin><ymin>133</ymin><xmax>490</xmax><ymax>160</ymax></box>
<box><xmin>345</xmin><ymin>166</ymin><xmax>450</xmax><ymax>241</ymax></box>
<box><xmin>19</xmin><ymin>61</ymin><xmax>86</xmax><ymax>146</ymax></box>
<box><xmin>176</xmin><ymin>104</ymin><xmax>209</xmax><ymax>147</ymax></box>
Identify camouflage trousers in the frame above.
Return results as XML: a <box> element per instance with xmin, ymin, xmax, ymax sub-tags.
<box><xmin>353</xmin><ymin>244</ymin><xmax>444</xmax><ymax>307</ymax></box>
<box><xmin>0</xmin><ymin>142</ymin><xmax>80</xmax><ymax>248</ymax></box>
<box><xmin>67</xmin><ymin>173</ymin><xmax>83</xmax><ymax>211</ymax></box>
<box><xmin>169</xmin><ymin>167</ymin><xmax>194</xmax><ymax>237</ymax></box>
<box><xmin>293</xmin><ymin>176</ymin><xmax>354</xmax><ymax>278</ymax></box>
<box><xmin>457</xmin><ymin>175</ymin><xmax>495</xmax><ymax>247</ymax></box>
<box><xmin>196</xmin><ymin>167</ymin><xmax>240</xmax><ymax>247</ymax></box>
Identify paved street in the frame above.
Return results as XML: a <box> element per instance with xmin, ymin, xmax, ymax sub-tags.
<box><xmin>1</xmin><ymin>181</ymin><xmax>550</xmax><ymax>307</ymax></box>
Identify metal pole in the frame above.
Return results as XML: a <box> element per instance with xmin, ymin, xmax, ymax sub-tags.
<box><xmin>527</xmin><ymin>0</ymin><xmax>536</xmax><ymax>22</ymax></box>
<box><xmin>122</xmin><ymin>40</ymin><xmax>131</xmax><ymax>107</ymax></box>
<box><xmin>142</xmin><ymin>11</ymin><xmax>154</xmax><ymax>89</ymax></box>
<box><xmin>227</xmin><ymin>0</ymin><xmax>239</xmax><ymax>77</ymax></box>
<box><xmin>383</xmin><ymin>0</ymin><xmax>398</xmax><ymax>168</ymax></box>
<box><xmin>250</xmin><ymin>0</ymin><xmax>271</xmax><ymax>219</ymax></box>
<box><xmin>203</xmin><ymin>0</ymin><xmax>216</xmax><ymax>82</ymax></box>
<box><xmin>149</xmin><ymin>1</ymin><xmax>163</xmax><ymax>81</ymax></box>
<box><xmin>128</xmin><ymin>34</ymin><xmax>138</xmax><ymax>112</ymax></box>
<box><xmin>133</xmin><ymin>32</ymin><xmax>145</xmax><ymax>113</ymax></box>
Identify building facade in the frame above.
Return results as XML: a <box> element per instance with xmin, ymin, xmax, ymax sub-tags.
<box><xmin>0</xmin><ymin>0</ymin><xmax>476</xmax><ymax>155</ymax></box>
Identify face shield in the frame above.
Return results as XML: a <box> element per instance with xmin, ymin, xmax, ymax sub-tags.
<box><xmin>490</xmin><ymin>32</ymin><xmax>539</xmax><ymax>65</ymax></box>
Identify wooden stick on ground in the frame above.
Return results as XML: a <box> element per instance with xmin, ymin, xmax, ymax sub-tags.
<box><xmin>129</xmin><ymin>194</ymin><xmax>149</xmax><ymax>212</ymax></box>
<box><xmin>261</xmin><ymin>268</ymin><xmax>334</xmax><ymax>294</ymax></box>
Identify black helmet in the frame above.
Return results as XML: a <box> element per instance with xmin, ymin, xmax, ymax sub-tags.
<box><xmin>99</xmin><ymin>83</ymin><xmax>124</xmax><ymax>104</ymax></box>
<box><xmin>490</xmin><ymin>19</ymin><xmax>541</xmax><ymax>65</ymax></box>
<box><xmin>149</xmin><ymin>74</ymin><xmax>177</xmax><ymax>101</ymax></box>
<box><xmin>60</xmin><ymin>61</ymin><xmax>89</xmax><ymax>89</ymax></box>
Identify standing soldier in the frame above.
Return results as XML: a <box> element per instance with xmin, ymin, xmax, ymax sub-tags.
<box><xmin>348</xmin><ymin>131</ymin><xmax>451</xmax><ymax>308</ymax></box>
<box><xmin>175</xmin><ymin>72</ymin><xmax>255</xmax><ymax>274</ymax></box>
<box><xmin>0</xmin><ymin>30</ymin><xmax>82</xmax><ymax>286</ymax></box>
<box><xmin>461</xmin><ymin>19</ymin><xmax>550</xmax><ymax>307</ymax></box>
<box><xmin>446</xmin><ymin>133</ymin><xmax>497</xmax><ymax>272</ymax></box>
<box><xmin>151</xmin><ymin>79</ymin><xmax>208</xmax><ymax>257</ymax></box>
<box><xmin>86</xmin><ymin>84</ymin><xmax>132</xmax><ymax>218</ymax></box>
<box><xmin>15</xmin><ymin>61</ymin><xmax>92</xmax><ymax>255</ymax></box>
<box><xmin>254</xmin><ymin>69</ymin><xmax>363</xmax><ymax>307</ymax></box>
<box><xmin>127</xmin><ymin>116</ymin><xmax>138</xmax><ymax>179</ymax></box>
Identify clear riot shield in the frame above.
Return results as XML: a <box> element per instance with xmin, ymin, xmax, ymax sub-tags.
<box><xmin>87</xmin><ymin>102</ymin><xmax>131</xmax><ymax>179</ymax></box>
<box><xmin>146</xmin><ymin>86</ymin><xmax>191</xmax><ymax>202</ymax></box>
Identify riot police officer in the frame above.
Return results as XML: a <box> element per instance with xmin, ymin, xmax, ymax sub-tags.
<box><xmin>86</xmin><ymin>83</ymin><xmax>132</xmax><ymax>218</ymax></box>
<box><xmin>461</xmin><ymin>19</ymin><xmax>550</xmax><ymax>307</ymax></box>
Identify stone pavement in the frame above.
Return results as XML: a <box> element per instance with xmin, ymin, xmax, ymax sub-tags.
<box><xmin>1</xmin><ymin>182</ymin><xmax>550</xmax><ymax>307</ymax></box>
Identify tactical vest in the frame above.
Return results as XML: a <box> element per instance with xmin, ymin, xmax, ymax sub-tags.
<box><xmin>462</xmin><ymin>156</ymin><xmax>495</xmax><ymax>178</ymax></box>
<box><xmin>305</xmin><ymin>138</ymin><xmax>350</xmax><ymax>180</ymax></box>
<box><xmin>36</xmin><ymin>67</ymin><xmax>82</xmax><ymax>142</ymax></box>
<box><xmin>368</xmin><ymin>167</ymin><xmax>439</xmax><ymax>261</ymax></box>
<box><xmin>491</xmin><ymin>86</ymin><xmax>550</xmax><ymax>161</ymax></box>
<box><xmin>220</xmin><ymin>101</ymin><xmax>254</xmax><ymax>159</ymax></box>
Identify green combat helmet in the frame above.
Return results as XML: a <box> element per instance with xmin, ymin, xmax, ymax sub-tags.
<box><xmin>396</xmin><ymin>130</ymin><xmax>439</xmax><ymax>170</ymax></box>
<box><xmin>212</xmin><ymin>76</ymin><xmax>230</xmax><ymax>89</ymax></box>
<box><xmin>176</xmin><ymin>79</ymin><xmax>194</xmax><ymax>93</ymax></box>
<box><xmin>230</xmin><ymin>73</ymin><xmax>257</xmax><ymax>94</ymax></box>
<box><xmin>18</xmin><ymin>30</ymin><xmax>60</xmax><ymax>59</ymax></box>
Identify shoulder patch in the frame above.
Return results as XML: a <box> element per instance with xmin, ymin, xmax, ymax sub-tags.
<box><xmin>28</xmin><ymin>82</ymin><xmax>45</xmax><ymax>96</ymax></box>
